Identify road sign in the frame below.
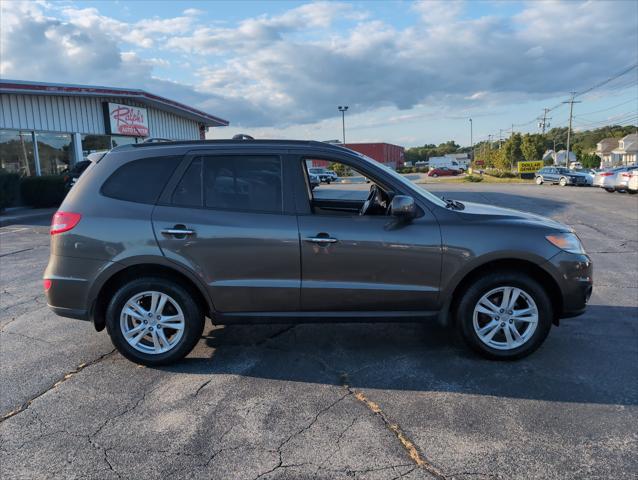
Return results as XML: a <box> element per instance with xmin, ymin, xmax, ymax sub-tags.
<box><xmin>518</xmin><ymin>161</ymin><xmax>544</xmax><ymax>173</ymax></box>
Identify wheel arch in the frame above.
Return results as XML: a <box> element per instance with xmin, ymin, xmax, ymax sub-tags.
<box><xmin>90</xmin><ymin>260</ymin><xmax>213</xmax><ymax>332</ymax></box>
<box><xmin>440</xmin><ymin>258</ymin><xmax>563</xmax><ymax>328</ymax></box>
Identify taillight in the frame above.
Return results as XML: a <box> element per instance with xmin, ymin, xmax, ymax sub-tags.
<box><xmin>43</xmin><ymin>279</ymin><xmax>52</xmax><ymax>291</ymax></box>
<box><xmin>600</xmin><ymin>172</ymin><xmax>613</xmax><ymax>177</ymax></box>
<box><xmin>621</xmin><ymin>172</ymin><xmax>631</xmax><ymax>177</ymax></box>
<box><xmin>50</xmin><ymin>211</ymin><xmax>81</xmax><ymax>235</ymax></box>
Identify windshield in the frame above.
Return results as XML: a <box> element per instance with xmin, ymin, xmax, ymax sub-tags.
<box><xmin>353</xmin><ymin>152</ymin><xmax>447</xmax><ymax>207</ymax></box>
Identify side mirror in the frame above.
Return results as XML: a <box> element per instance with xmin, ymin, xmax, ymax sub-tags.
<box><xmin>390</xmin><ymin>195</ymin><xmax>416</xmax><ymax>219</ymax></box>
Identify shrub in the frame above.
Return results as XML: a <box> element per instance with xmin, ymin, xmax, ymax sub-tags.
<box><xmin>20</xmin><ymin>175</ymin><xmax>67</xmax><ymax>208</ymax></box>
<box><xmin>464</xmin><ymin>174</ymin><xmax>483</xmax><ymax>182</ymax></box>
<box><xmin>485</xmin><ymin>169</ymin><xmax>517</xmax><ymax>178</ymax></box>
<box><xmin>0</xmin><ymin>170</ymin><xmax>21</xmax><ymax>210</ymax></box>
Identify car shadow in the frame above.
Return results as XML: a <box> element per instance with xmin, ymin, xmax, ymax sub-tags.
<box><xmin>160</xmin><ymin>304</ymin><xmax>638</xmax><ymax>407</ymax></box>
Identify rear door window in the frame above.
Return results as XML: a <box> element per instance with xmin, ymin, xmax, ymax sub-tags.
<box><xmin>101</xmin><ymin>156</ymin><xmax>181</xmax><ymax>204</ymax></box>
<box><xmin>204</xmin><ymin>155</ymin><xmax>282</xmax><ymax>213</ymax></box>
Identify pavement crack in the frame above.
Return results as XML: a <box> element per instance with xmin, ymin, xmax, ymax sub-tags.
<box><xmin>0</xmin><ymin>247</ymin><xmax>34</xmax><ymax>258</ymax></box>
<box><xmin>255</xmin><ymin>324</ymin><xmax>296</xmax><ymax>346</ymax></box>
<box><xmin>343</xmin><ymin>376</ymin><xmax>445</xmax><ymax>479</ymax></box>
<box><xmin>194</xmin><ymin>379</ymin><xmax>212</xmax><ymax>397</ymax></box>
<box><xmin>0</xmin><ymin>349</ymin><xmax>117</xmax><ymax>423</ymax></box>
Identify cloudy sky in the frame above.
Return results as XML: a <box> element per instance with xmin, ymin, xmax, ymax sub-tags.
<box><xmin>1</xmin><ymin>0</ymin><xmax>637</xmax><ymax>146</ymax></box>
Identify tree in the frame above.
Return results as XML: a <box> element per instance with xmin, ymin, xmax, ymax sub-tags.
<box><xmin>496</xmin><ymin>133</ymin><xmax>523</xmax><ymax>170</ymax></box>
<box><xmin>521</xmin><ymin>134</ymin><xmax>545</xmax><ymax>162</ymax></box>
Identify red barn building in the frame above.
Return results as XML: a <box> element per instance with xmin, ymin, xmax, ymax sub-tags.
<box><xmin>310</xmin><ymin>142</ymin><xmax>405</xmax><ymax>170</ymax></box>
<box><xmin>344</xmin><ymin>143</ymin><xmax>405</xmax><ymax>169</ymax></box>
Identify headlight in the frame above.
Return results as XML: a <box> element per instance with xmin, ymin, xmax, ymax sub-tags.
<box><xmin>546</xmin><ymin>232</ymin><xmax>586</xmax><ymax>254</ymax></box>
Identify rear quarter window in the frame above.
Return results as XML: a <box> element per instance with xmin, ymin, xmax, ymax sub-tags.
<box><xmin>101</xmin><ymin>156</ymin><xmax>181</xmax><ymax>204</ymax></box>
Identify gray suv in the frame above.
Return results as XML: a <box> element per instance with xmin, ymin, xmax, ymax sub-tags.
<box><xmin>45</xmin><ymin>140</ymin><xmax>592</xmax><ymax>365</ymax></box>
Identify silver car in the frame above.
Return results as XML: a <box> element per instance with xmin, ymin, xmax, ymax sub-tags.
<box><xmin>628</xmin><ymin>170</ymin><xmax>638</xmax><ymax>194</ymax></box>
<box><xmin>605</xmin><ymin>166</ymin><xmax>638</xmax><ymax>193</ymax></box>
<box><xmin>594</xmin><ymin>166</ymin><xmax>624</xmax><ymax>191</ymax></box>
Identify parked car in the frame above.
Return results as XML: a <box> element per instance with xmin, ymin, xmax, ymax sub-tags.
<box><xmin>610</xmin><ymin>166</ymin><xmax>638</xmax><ymax>193</ymax></box>
<box><xmin>627</xmin><ymin>170</ymin><xmax>638</xmax><ymax>194</ymax></box>
<box><xmin>45</xmin><ymin>139</ymin><xmax>592</xmax><ymax>365</ymax></box>
<box><xmin>308</xmin><ymin>167</ymin><xmax>338</xmax><ymax>183</ymax></box>
<box><xmin>593</xmin><ymin>166</ymin><xmax>624</xmax><ymax>190</ymax></box>
<box><xmin>535</xmin><ymin>167</ymin><xmax>588</xmax><ymax>186</ymax></box>
<box><xmin>63</xmin><ymin>160</ymin><xmax>92</xmax><ymax>190</ymax></box>
<box><xmin>574</xmin><ymin>168</ymin><xmax>598</xmax><ymax>186</ymax></box>
<box><xmin>428</xmin><ymin>167</ymin><xmax>459</xmax><ymax>177</ymax></box>
<box><xmin>308</xmin><ymin>172</ymin><xmax>320</xmax><ymax>190</ymax></box>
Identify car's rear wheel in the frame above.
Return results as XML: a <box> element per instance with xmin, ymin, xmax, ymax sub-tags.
<box><xmin>604</xmin><ymin>188</ymin><xmax>615</xmax><ymax>193</ymax></box>
<box><xmin>628</xmin><ymin>189</ymin><xmax>637</xmax><ymax>194</ymax></box>
<box><xmin>432</xmin><ymin>173</ymin><xmax>438</xmax><ymax>178</ymax></box>
<box><xmin>456</xmin><ymin>271</ymin><xmax>552</xmax><ymax>360</ymax></box>
<box><xmin>535</xmin><ymin>176</ymin><xmax>543</xmax><ymax>185</ymax></box>
<box><xmin>106</xmin><ymin>277</ymin><xmax>204</xmax><ymax>366</ymax></box>
<box><xmin>559</xmin><ymin>177</ymin><xmax>567</xmax><ymax>187</ymax></box>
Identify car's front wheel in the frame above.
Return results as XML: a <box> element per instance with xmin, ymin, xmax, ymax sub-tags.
<box><xmin>456</xmin><ymin>271</ymin><xmax>552</xmax><ymax>360</ymax></box>
<box><xmin>106</xmin><ymin>277</ymin><xmax>205</xmax><ymax>366</ymax></box>
<box><xmin>559</xmin><ymin>177</ymin><xmax>568</xmax><ymax>187</ymax></box>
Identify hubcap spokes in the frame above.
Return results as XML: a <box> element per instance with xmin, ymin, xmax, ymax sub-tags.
<box><xmin>120</xmin><ymin>291</ymin><xmax>185</xmax><ymax>355</ymax></box>
<box><xmin>472</xmin><ymin>286</ymin><xmax>538</xmax><ymax>350</ymax></box>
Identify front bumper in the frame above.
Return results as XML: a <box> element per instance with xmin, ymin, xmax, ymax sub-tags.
<box><xmin>546</xmin><ymin>251</ymin><xmax>593</xmax><ymax>318</ymax></box>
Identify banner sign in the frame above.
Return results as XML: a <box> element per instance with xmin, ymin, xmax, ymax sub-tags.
<box><xmin>104</xmin><ymin>102</ymin><xmax>149</xmax><ymax>137</ymax></box>
<box><xmin>518</xmin><ymin>160</ymin><xmax>544</xmax><ymax>173</ymax></box>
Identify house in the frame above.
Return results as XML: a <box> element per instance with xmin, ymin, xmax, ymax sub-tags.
<box><xmin>610</xmin><ymin>133</ymin><xmax>637</xmax><ymax>166</ymax></box>
<box><xmin>596</xmin><ymin>138</ymin><xmax>619</xmax><ymax>167</ymax></box>
<box><xmin>553</xmin><ymin>150</ymin><xmax>577</xmax><ymax>165</ymax></box>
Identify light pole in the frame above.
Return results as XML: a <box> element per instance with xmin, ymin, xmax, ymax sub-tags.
<box><xmin>338</xmin><ymin>105</ymin><xmax>348</xmax><ymax>144</ymax></box>
<box><xmin>469</xmin><ymin>118</ymin><xmax>473</xmax><ymax>160</ymax></box>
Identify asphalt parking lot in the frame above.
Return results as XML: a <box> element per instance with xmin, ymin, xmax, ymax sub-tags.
<box><xmin>1</xmin><ymin>183</ymin><xmax>636</xmax><ymax>479</ymax></box>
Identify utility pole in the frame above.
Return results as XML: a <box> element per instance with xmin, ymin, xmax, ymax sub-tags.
<box><xmin>562</xmin><ymin>93</ymin><xmax>581</xmax><ymax>166</ymax></box>
<box><xmin>469</xmin><ymin>118</ymin><xmax>473</xmax><ymax>161</ymax></box>
<box><xmin>337</xmin><ymin>106</ymin><xmax>349</xmax><ymax>144</ymax></box>
<box><xmin>510</xmin><ymin>124</ymin><xmax>515</xmax><ymax>170</ymax></box>
<box><xmin>499</xmin><ymin>129</ymin><xmax>503</xmax><ymax>148</ymax></box>
<box><xmin>538</xmin><ymin>108</ymin><xmax>551</xmax><ymax>134</ymax></box>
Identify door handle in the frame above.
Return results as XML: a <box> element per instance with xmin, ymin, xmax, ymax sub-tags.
<box><xmin>161</xmin><ymin>226</ymin><xmax>195</xmax><ymax>236</ymax></box>
<box><xmin>304</xmin><ymin>236</ymin><xmax>338</xmax><ymax>244</ymax></box>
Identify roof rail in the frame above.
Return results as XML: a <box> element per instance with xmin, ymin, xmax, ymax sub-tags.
<box><xmin>143</xmin><ymin>137</ymin><xmax>173</xmax><ymax>143</ymax></box>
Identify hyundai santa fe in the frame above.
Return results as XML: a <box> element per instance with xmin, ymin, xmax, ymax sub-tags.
<box><xmin>45</xmin><ymin>140</ymin><xmax>593</xmax><ymax>365</ymax></box>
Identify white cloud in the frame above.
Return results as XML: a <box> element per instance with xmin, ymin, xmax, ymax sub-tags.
<box><xmin>1</xmin><ymin>0</ymin><xmax>636</xmax><ymax>129</ymax></box>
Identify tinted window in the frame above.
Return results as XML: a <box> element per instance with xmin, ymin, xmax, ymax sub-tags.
<box><xmin>203</xmin><ymin>156</ymin><xmax>282</xmax><ymax>213</ymax></box>
<box><xmin>101</xmin><ymin>156</ymin><xmax>181</xmax><ymax>204</ymax></box>
<box><xmin>172</xmin><ymin>158</ymin><xmax>202</xmax><ymax>207</ymax></box>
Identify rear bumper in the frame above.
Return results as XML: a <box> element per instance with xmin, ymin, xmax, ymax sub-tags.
<box><xmin>44</xmin><ymin>254</ymin><xmax>112</xmax><ymax>321</ymax></box>
<box><xmin>48</xmin><ymin>305</ymin><xmax>90</xmax><ymax>321</ymax></box>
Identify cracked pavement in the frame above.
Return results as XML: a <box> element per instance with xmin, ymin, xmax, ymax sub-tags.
<box><xmin>1</xmin><ymin>184</ymin><xmax>637</xmax><ymax>479</ymax></box>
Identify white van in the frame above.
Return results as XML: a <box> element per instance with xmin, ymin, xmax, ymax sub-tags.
<box><xmin>428</xmin><ymin>156</ymin><xmax>464</xmax><ymax>172</ymax></box>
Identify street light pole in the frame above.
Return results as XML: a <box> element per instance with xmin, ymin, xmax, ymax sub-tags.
<box><xmin>338</xmin><ymin>106</ymin><xmax>349</xmax><ymax>144</ymax></box>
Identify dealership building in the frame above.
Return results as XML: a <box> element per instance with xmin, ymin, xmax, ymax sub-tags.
<box><xmin>0</xmin><ymin>80</ymin><xmax>229</xmax><ymax>177</ymax></box>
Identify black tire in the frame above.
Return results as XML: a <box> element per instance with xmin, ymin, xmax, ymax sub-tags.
<box><xmin>105</xmin><ymin>277</ymin><xmax>204</xmax><ymax>366</ymax></box>
<box><xmin>628</xmin><ymin>190</ymin><xmax>637</xmax><ymax>194</ymax></box>
<box><xmin>604</xmin><ymin>188</ymin><xmax>615</xmax><ymax>193</ymax></box>
<box><xmin>535</xmin><ymin>176</ymin><xmax>543</xmax><ymax>185</ymax></box>
<box><xmin>455</xmin><ymin>271</ymin><xmax>553</xmax><ymax>360</ymax></box>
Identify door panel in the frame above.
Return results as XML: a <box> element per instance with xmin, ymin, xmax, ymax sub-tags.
<box><xmin>153</xmin><ymin>206</ymin><xmax>300</xmax><ymax>312</ymax></box>
<box><xmin>298</xmin><ymin>213</ymin><xmax>441</xmax><ymax>312</ymax></box>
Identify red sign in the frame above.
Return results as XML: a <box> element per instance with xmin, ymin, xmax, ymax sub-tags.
<box><xmin>106</xmin><ymin>102</ymin><xmax>149</xmax><ymax>137</ymax></box>
<box><xmin>475</xmin><ymin>160</ymin><xmax>485</xmax><ymax>166</ymax></box>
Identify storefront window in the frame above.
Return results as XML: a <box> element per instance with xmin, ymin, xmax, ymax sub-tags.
<box><xmin>36</xmin><ymin>132</ymin><xmax>73</xmax><ymax>175</ymax></box>
<box><xmin>0</xmin><ymin>130</ymin><xmax>37</xmax><ymax>177</ymax></box>
<box><xmin>81</xmin><ymin>134</ymin><xmax>111</xmax><ymax>157</ymax></box>
<box><xmin>111</xmin><ymin>136</ymin><xmax>138</xmax><ymax>148</ymax></box>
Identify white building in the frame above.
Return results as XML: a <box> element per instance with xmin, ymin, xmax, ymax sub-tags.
<box><xmin>610</xmin><ymin>133</ymin><xmax>637</xmax><ymax>166</ymax></box>
<box><xmin>0</xmin><ymin>80</ymin><xmax>229</xmax><ymax>177</ymax></box>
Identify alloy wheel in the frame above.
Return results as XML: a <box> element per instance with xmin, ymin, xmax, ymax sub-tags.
<box><xmin>120</xmin><ymin>291</ymin><xmax>185</xmax><ymax>355</ymax></box>
<box><xmin>472</xmin><ymin>286</ymin><xmax>539</xmax><ymax>351</ymax></box>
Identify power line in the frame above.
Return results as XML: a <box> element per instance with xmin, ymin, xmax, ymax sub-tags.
<box><xmin>574</xmin><ymin>98</ymin><xmax>638</xmax><ymax>117</ymax></box>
